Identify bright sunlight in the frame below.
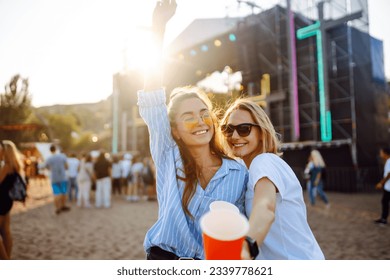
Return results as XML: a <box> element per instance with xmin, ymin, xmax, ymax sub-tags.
<box><xmin>124</xmin><ymin>27</ymin><xmax>162</xmax><ymax>73</ymax></box>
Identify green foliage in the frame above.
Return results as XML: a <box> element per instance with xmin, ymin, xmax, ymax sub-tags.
<box><xmin>1</xmin><ymin>74</ymin><xmax>113</xmax><ymax>152</ymax></box>
<box><xmin>34</xmin><ymin>99</ymin><xmax>112</xmax><ymax>152</ymax></box>
<box><xmin>1</xmin><ymin>74</ymin><xmax>30</xmax><ymax>106</ymax></box>
<box><xmin>0</xmin><ymin>74</ymin><xmax>33</xmax><ymax>145</ymax></box>
<box><xmin>44</xmin><ymin>113</ymin><xmax>80</xmax><ymax>151</ymax></box>
<box><xmin>73</xmin><ymin>131</ymin><xmax>95</xmax><ymax>151</ymax></box>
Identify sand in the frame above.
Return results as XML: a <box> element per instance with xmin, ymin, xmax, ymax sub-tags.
<box><xmin>8</xmin><ymin>178</ymin><xmax>390</xmax><ymax>260</ymax></box>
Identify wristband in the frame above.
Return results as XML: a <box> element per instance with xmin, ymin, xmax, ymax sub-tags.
<box><xmin>245</xmin><ymin>236</ymin><xmax>259</xmax><ymax>259</ymax></box>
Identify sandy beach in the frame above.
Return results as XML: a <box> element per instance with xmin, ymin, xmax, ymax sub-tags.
<box><xmin>8</xmin><ymin>178</ymin><xmax>390</xmax><ymax>260</ymax></box>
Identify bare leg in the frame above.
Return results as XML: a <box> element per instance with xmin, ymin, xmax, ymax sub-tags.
<box><xmin>60</xmin><ymin>194</ymin><xmax>70</xmax><ymax>212</ymax></box>
<box><xmin>60</xmin><ymin>194</ymin><xmax>67</xmax><ymax>208</ymax></box>
<box><xmin>126</xmin><ymin>182</ymin><xmax>139</xmax><ymax>201</ymax></box>
<box><xmin>0</xmin><ymin>214</ymin><xmax>12</xmax><ymax>259</ymax></box>
<box><xmin>0</xmin><ymin>215</ymin><xmax>9</xmax><ymax>259</ymax></box>
<box><xmin>132</xmin><ymin>180</ymin><xmax>141</xmax><ymax>202</ymax></box>
<box><xmin>127</xmin><ymin>183</ymin><xmax>133</xmax><ymax>197</ymax></box>
<box><xmin>0</xmin><ymin>238</ymin><xmax>8</xmax><ymax>259</ymax></box>
<box><xmin>54</xmin><ymin>195</ymin><xmax>62</xmax><ymax>211</ymax></box>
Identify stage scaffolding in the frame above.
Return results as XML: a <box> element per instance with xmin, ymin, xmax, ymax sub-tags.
<box><xmin>225</xmin><ymin>1</ymin><xmax>388</xmax><ymax>191</ymax></box>
<box><xmin>115</xmin><ymin>0</ymin><xmax>388</xmax><ymax>191</ymax></box>
<box><xmin>234</xmin><ymin>0</ymin><xmax>369</xmax><ymax>157</ymax></box>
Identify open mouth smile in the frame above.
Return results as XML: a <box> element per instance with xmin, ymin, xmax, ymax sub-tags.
<box><xmin>192</xmin><ymin>129</ymin><xmax>208</xmax><ymax>135</ymax></box>
<box><xmin>232</xmin><ymin>143</ymin><xmax>246</xmax><ymax>147</ymax></box>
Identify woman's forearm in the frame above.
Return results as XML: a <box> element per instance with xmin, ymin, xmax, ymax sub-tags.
<box><xmin>247</xmin><ymin>178</ymin><xmax>276</xmax><ymax>245</ymax></box>
<box><xmin>144</xmin><ymin>0</ymin><xmax>177</xmax><ymax>91</ymax></box>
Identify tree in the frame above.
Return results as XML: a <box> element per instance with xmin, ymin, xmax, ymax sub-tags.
<box><xmin>45</xmin><ymin>113</ymin><xmax>80</xmax><ymax>151</ymax></box>
<box><xmin>0</xmin><ymin>74</ymin><xmax>33</xmax><ymax>145</ymax></box>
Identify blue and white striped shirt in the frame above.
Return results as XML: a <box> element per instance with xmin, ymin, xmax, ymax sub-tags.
<box><xmin>138</xmin><ymin>88</ymin><xmax>248</xmax><ymax>259</ymax></box>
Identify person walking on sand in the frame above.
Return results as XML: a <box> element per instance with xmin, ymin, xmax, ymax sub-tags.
<box><xmin>93</xmin><ymin>151</ymin><xmax>112</xmax><ymax>208</ymax></box>
<box><xmin>111</xmin><ymin>155</ymin><xmax>123</xmax><ymax>196</ymax></box>
<box><xmin>126</xmin><ymin>155</ymin><xmax>143</xmax><ymax>202</ymax></box>
<box><xmin>220</xmin><ymin>99</ymin><xmax>324</xmax><ymax>260</ymax></box>
<box><xmin>66</xmin><ymin>152</ymin><xmax>80</xmax><ymax>203</ymax></box>
<box><xmin>0</xmin><ymin>140</ymin><xmax>25</xmax><ymax>259</ymax></box>
<box><xmin>120</xmin><ymin>153</ymin><xmax>132</xmax><ymax>195</ymax></box>
<box><xmin>306</xmin><ymin>150</ymin><xmax>330</xmax><ymax>207</ymax></box>
<box><xmin>142</xmin><ymin>156</ymin><xmax>156</xmax><ymax>201</ymax></box>
<box><xmin>44</xmin><ymin>145</ymin><xmax>70</xmax><ymax>215</ymax></box>
<box><xmin>374</xmin><ymin>146</ymin><xmax>390</xmax><ymax>226</ymax></box>
<box><xmin>137</xmin><ymin>0</ymin><xmax>247</xmax><ymax>260</ymax></box>
<box><xmin>77</xmin><ymin>153</ymin><xmax>93</xmax><ymax>208</ymax></box>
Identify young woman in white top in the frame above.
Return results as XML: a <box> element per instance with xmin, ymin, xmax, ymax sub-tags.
<box><xmin>220</xmin><ymin>98</ymin><xmax>324</xmax><ymax>260</ymax></box>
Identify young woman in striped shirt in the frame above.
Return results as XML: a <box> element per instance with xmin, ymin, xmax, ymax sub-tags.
<box><xmin>137</xmin><ymin>0</ymin><xmax>248</xmax><ymax>260</ymax></box>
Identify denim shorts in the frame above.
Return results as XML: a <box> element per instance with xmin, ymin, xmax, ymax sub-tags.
<box><xmin>51</xmin><ymin>181</ymin><xmax>68</xmax><ymax>195</ymax></box>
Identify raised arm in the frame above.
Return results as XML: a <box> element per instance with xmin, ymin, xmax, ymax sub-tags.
<box><xmin>144</xmin><ymin>0</ymin><xmax>177</xmax><ymax>91</ymax></box>
<box><xmin>138</xmin><ymin>0</ymin><xmax>177</xmax><ymax>163</ymax></box>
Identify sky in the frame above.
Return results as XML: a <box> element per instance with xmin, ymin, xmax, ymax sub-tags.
<box><xmin>0</xmin><ymin>0</ymin><xmax>389</xmax><ymax>107</ymax></box>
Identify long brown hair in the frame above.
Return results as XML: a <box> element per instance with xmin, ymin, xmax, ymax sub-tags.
<box><xmin>168</xmin><ymin>86</ymin><xmax>227</xmax><ymax>218</ymax></box>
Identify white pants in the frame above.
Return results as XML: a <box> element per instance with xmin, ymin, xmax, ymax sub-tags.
<box><xmin>95</xmin><ymin>177</ymin><xmax>111</xmax><ymax>208</ymax></box>
<box><xmin>77</xmin><ymin>180</ymin><xmax>91</xmax><ymax>207</ymax></box>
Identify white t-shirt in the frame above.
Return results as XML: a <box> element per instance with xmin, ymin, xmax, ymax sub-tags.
<box><xmin>131</xmin><ymin>162</ymin><xmax>144</xmax><ymax>174</ymax></box>
<box><xmin>77</xmin><ymin>160</ymin><xmax>93</xmax><ymax>183</ymax></box>
<box><xmin>120</xmin><ymin>159</ymin><xmax>131</xmax><ymax>178</ymax></box>
<box><xmin>383</xmin><ymin>158</ymin><xmax>390</xmax><ymax>192</ymax></box>
<box><xmin>245</xmin><ymin>153</ymin><xmax>325</xmax><ymax>260</ymax></box>
<box><xmin>111</xmin><ymin>162</ymin><xmax>122</xmax><ymax>179</ymax></box>
<box><xmin>131</xmin><ymin>162</ymin><xmax>144</xmax><ymax>184</ymax></box>
<box><xmin>67</xmin><ymin>157</ymin><xmax>80</xmax><ymax>178</ymax></box>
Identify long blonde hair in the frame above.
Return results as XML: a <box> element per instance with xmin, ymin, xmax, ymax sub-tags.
<box><xmin>1</xmin><ymin>140</ymin><xmax>24</xmax><ymax>174</ymax></box>
<box><xmin>310</xmin><ymin>149</ymin><xmax>326</xmax><ymax>168</ymax></box>
<box><xmin>220</xmin><ymin>98</ymin><xmax>281</xmax><ymax>156</ymax></box>
<box><xmin>168</xmin><ymin>86</ymin><xmax>228</xmax><ymax>218</ymax></box>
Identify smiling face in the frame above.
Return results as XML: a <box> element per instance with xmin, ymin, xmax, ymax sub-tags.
<box><xmin>225</xmin><ymin>109</ymin><xmax>262</xmax><ymax>166</ymax></box>
<box><xmin>172</xmin><ymin>97</ymin><xmax>214</xmax><ymax>148</ymax></box>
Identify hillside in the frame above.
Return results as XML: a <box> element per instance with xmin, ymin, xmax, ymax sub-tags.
<box><xmin>34</xmin><ymin>97</ymin><xmax>112</xmax><ymax>133</ymax></box>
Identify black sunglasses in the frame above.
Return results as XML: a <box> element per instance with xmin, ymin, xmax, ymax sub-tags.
<box><xmin>221</xmin><ymin>123</ymin><xmax>260</xmax><ymax>137</ymax></box>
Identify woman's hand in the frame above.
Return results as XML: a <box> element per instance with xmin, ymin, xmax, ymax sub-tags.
<box><xmin>375</xmin><ymin>182</ymin><xmax>383</xmax><ymax>190</ymax></box>
<box><xmin>241</xmin><ymin>241</ymin><xmax>251</xmax><ymax>260</ymax></box>
<box><xmin>152</xmin><ymin>0</ymin><xmax>177</xmax><ymax>32</ymax></box>
<box><xmin>144</xmin><ymin>0</ymin><xmax>177</xmax><ymax>90</ymax></box>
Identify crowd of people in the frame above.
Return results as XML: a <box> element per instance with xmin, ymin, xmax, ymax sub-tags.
<box><xmin>46</xmin><ymin>147</ymin><xmax>157</xmax><ymax>212</ymax></box>
<box><xmin>0</xmin><ymin>142</ymin><xmax>157</xmax><ymax>259</ymax></box>
<box><xmin>17</xmin><ymin>145</ymin><xmax>157</xmax><ymax>213</ymax></box>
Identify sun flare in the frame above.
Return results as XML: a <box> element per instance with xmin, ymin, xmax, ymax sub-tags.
<box><xmin>124</xmin><ymin>27</ymin><xmax>162</xmax><ymax>73</ymax></box>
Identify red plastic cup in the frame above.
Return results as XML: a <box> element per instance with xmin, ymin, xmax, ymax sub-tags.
<box><xmin>200</xmin><ymin>209</ymin><xmax>249</xmax><ymax>260</ymax></box>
